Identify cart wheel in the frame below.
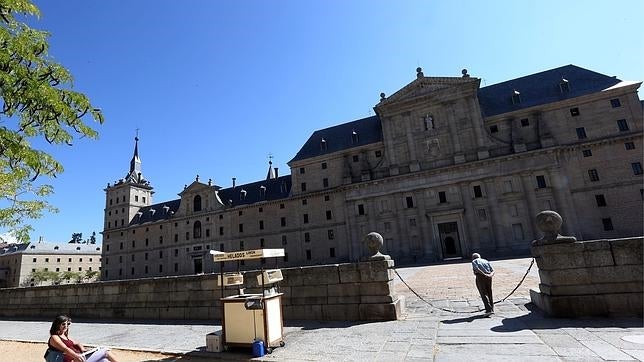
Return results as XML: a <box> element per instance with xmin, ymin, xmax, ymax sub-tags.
<box><xmin>266</xmin><ymin>347</ymin><xmax>273</xmax><ymax>354</ymax></box>
<box><xmin>279</xmin><ymin>341</ymin><xmax>285</xmax><ymax>347</ymax></box>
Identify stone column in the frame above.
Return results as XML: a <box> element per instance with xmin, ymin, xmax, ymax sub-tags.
<box><xmin>446</xmin><ymin>102</ymin><xmax>464</xmax><ymax>163</ymax></box>
<box><xmin>459</xmin><ymin>183</ymin><xmax>479</xmax><ymax>252</ymax></box>
<box><xmin>467</xmin><ymin>97</ymin><xmax>490</xmax><ymax>159</ymax></box>
<box><xmin>520</xmin><ymin>172</ymin><xmax>538</xmax><ymax>239</ymax></box>
<box><xmin>403</xmin><ymin>112</ymin><xmax>418</xmax><ymax>169</ymax></box>
<box><xmin>483</xmin><ymin>179</ymin><xmax>505</xmax><ymax>251</ymax></box>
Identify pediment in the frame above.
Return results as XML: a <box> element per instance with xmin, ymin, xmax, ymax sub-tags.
<box><xmin>178</xmin><ymin>180</ymin><xmax>215</xmax><ymax>196</ymax></box>
<box><xmin>378</xmin><ymin>76</ymin><xmax>479</xmax><ymax>107</ymax></box>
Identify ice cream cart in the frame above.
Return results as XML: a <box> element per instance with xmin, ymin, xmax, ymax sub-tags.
<box><xmin>210</xmin><ymin>248</ymin><xmax>286</xmax><ymax>353</ymax></box>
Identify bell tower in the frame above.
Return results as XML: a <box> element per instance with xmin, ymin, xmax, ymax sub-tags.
<box><xmin>103</xmin><ymin>136</ymin><xmax>154</xmax><ymax>231</ymax></box>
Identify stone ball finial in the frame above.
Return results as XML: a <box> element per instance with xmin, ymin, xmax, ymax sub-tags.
<box><xmin>462</xmin><ymin>68</ymin><xmax>470</xmax><ymax>78</ymax></box>
<box><xmin>380</xmin><ymin>92</ymin><xmax>386</xmax><ymax>100</ymax></box>
<box><xmin>416</xmin><ymin>67</ymin><xmax>424</xmax><ymax>78</ymax></box>
<box><xmin>363</xmin><ymin>232</ymin><xmax>391</xmax><ymax>261</ymax></box>
<box><xmin>533</xmin><ymin>210</ymin><xmax>577</xmax><ymax>246</ymax></box>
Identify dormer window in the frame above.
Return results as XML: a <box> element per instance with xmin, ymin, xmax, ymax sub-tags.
<box><xmin>162</xmin><ymin>205</ymin><xmax>169</xmax><ymax>213</ymax></box>
<box><xmin>150</xmin><ymin>208</ymin><xmax>156</xmax><ymax>215</ymax></box>
<box><xmin>351</xmin><ymin>130</ymin><xmax>359</xmax><ymax>144</ymax></box>
<box><xmin>76</xmin><ymin>247</ymin><xmax>81</xmax><ymax>250</ymax></box>
<box><xmin>511</xmin><ymin>90</ymin><xmax>521</xmax><ymax>105</ymax></box>
<box><xmin>320</xmin><ymin>138</ymin><xmax>327</xmax><ymax>151</ymax></box>
<box><xmin>54</xmin><ymin>246</ymin><xmax>59</xmax><ymax>250</ymax></box>
<box><xmin>193</xmin><ymin>195</ymin><xmax>202</xmax><ymax>212</ymax></box>
<box><xmin>559</xmin><ymin>78</ymin><xmax>570</xmax><ymax>93</ymax></box>
<box><xmin>30</xmin><ymin>245</ymin><xmax>35</xmax><ymax>249</ymax></box>
<box><xmin>259</xmin><ymin>185</ymin><xmax>266</xmax><ymax>198</ymax></box>
<box><xmin>240</xmin><ymin>189</ymin><xmax>247</xmax><ymax>200</ymax></box>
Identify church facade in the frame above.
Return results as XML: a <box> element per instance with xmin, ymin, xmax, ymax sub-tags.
<box><xmin>101</xmin><ymin>65</ymin><xmax>643</xmax><ymax>280</ymax></box>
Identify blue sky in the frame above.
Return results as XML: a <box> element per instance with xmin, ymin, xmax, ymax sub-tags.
<box><xmin>4</xmin><ymin>0</ymin><xmax>643</xmax><ymax>243</ymax></box>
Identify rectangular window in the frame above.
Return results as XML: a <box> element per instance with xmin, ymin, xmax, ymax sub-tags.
<box><xmin>610</xmin><ymin>98</ymin><xmax>621</xmax><ymax>108</ymax></box>
<box><xmin>281</xmin><ymin>217</ymin><xmax>286</xmax><ymax>227</ymax></box>
<box><xmin>595</xmin><ymin>194</ymin><xmax>607</xmax><ymax>207</ymax></box>
<box><xmin>174</xmin><ymin>234</ymin><xmax>178</xmax><ymax>242</ymax></box>
<box><xmin>582</xmin><ymin>149</ymin><xmax>592</xmax><ymax>157</ymax></box>
<box><xmin>303</xmin><ymin>214</ymin><xmax>309</xmax><ymax>223</ymax></box>
<box><xmin>145</xmin><ymin>253</ymin><xmax>148</xmax><ymax>260</ymax></box>
<box><xmin>239</xmin><ymin>240</ymin><xmax>244</xmax><ymax>250</ymax></box>
<box><xmin>219</xmin><ymin>227</ymin><xmax>224</xmax><ymax>236</ymax></box>
<box><xmin>299</xmin><ymin>167</ymin><xmax>305</xmax><ymax>174</ymax></box>
<box><xmin>323</xmin><ymin>178</ymin><xmax>329</xmax><ymax>188</ymax></box>
<box><xmin>375</xmin><ymin>150</ymin><xmax>382</xmax><ymax>158</ymax></box>
<box><xmin>174</xmin><ymin>263</ymin><xmax>178</xmax><ymax>272</ymax></box>
<box><xmin>520</xmin><ymin>118</ymin><xmax>529</xmax><ymax>127</ymax></box>
<box><xmin>281</xmin><ymin>235</ymin><xmax>287</xmax><ymax>245</ymax></box>
<box><xmin>301</xmin><ymin>182</ymin><xmax>307</xmax><ymax>192</ymax></box>
<box><xmin>602</xmin><ymin>218</ymin><xmax>614</xmax><ymax>231</ymax></box>
<box><xmin>625</xmin><ymin>142</ymin><xmax>635</xmax><ymax>150</ymax></box>
<box><xmin>159</xmin><ymin>264</ymin><xmax>163</xmax><ymax>273</ymax></box>
<box><xmin>174</xmin><ymin>249</ymin><xmax>178</xmax><ymax>257</ymax></box>
<box><xmin>588</xmin><ymin>169</ymin><xmax>600</xmax><ymax>182</ymax></box>
<box><xmin>405</xmin><ymin>196</ymin><xmax>414</xmax><ymax>208</ymax></box>
<box><xmin>302</xmin><ymin>199</ymin><xmax>307</xmax><ymax>205</ymax></box>
<box><xmin>260</xmin><ymin>238</ymin><xmax>265</xmax><ymax>247</ymax></box>
<box><xmin>326</xmin><ymin>210</ymin><xmax>332</xmax><ymax>220</ymax></box>
<box><xmin>473</xmin><ymin>185</ymin><xmax>482</xmax><ymax>198</ymax></box>
<box><xmin>576</xmin><ymin>127</ymin><xmax>587</xmax><ymax>139</ymax></box>
<box><xmin>280</xmin><ymin>203</ymin><xmax>285</xmax><ymax>209</ymax></box>
<box><xmin>159</xmin><ymin>250</ymin><xmax>163</xmax><ymax>258</ymax></box>
<box><xmin>327</xmin><ymin>229</ymin><xmax>334</xmax><ymax>240</ymax></box>
<box><xmin>536</xmin><ymin>175</ymin><xmax>547</xmax><ymax>189</ymax></box>
<box><xmin>304</xmin><ymin>232</ymin><xmax>310</xmax><ymax>242</ymax></box>
<box><xmin>259</xmin><ymin>220</ymin><xmax>264</xmax><ymax>230</ymax></box>
<box><xmin>306</xmin><ymin>250</ymin><xmax>311</xmax><ymax>260</ymax></box>
<box><xmin>358</xmin><ymin>204</ymin><xmax>365</xmax><ymax>215</ymax></box>
<box><xmin>617</xmin><ymin>119</ymin><xmax>629</xmax><ymax>132</ymax></box>
<box><xmin>238</xmin><ymin>223</ymin><xmax>243</xmax><ymax>233</ymax></box>
<box><xmin>438</xmin><ymin>191</ymin><xmax>447</xmax><ymax>204</ymax></box>
<box><xmin>632</xmin><ymin>162</ymin><xmax>643</xmax><ymax>175</ymax></box>
<box><xmin>321</xmin><ymin>162</ymin><xmax>327</xmax><ymax>169</ymax></box>
<box><xmin>489</xmin><ymin>125</ymin><xmax>498</xmax><ymax>133</ymax></box>
<box><xmin>205</xmin><ymin>229</ymin><xmax>210</xmax><ymax>237</ymax></box>
<box><xmin>570</xmin><ymin>107</ymin><xmax>580</xmax><ymax>116</ymax></box>
<box><xmin>324</xmin><ymin>195</ymin><xmax>330</xmax><ymax>201</ymax></box>
<box><xmin>330</xmin><ymin>247</ymin><xmax>335</xmax><ymax>258</ymax></box>
<box><xmin>185</xmin><ymin>232</ymin><xmax>190</xmax><ymax>240</ymax></box>
<box><xmin>352</xmin><ymin>155</ymin><xmax>359</xmax><ymax>162</ymax></box>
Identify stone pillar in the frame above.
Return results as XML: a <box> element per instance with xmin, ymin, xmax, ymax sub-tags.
<box><xmin>467</xmin><ymin>97</ymin><xmax>489</xmax><ymax>158</ymax></box>
<box><xmin>446</xmin><ymin>102</ymin><xmax>464</xmax><ymax>163</ymax></box>
<box><xmin>483</xmin><ymin>179</ymin><xmax>505</xmax><ymax>251</ymax></box>
<box><xmin>548</xmin><ymin>168</ymin><xmax>580</xmax><ymax>238</ymax></box>
<box><xmin>460</xmin><ymin>183</ymin><xmax>479</xmax><ymax>252</ymax></box>
<box><xmin>520</xmin><ymin>172</ymin><xmax>538</xmax><ymax>239</ymax></box>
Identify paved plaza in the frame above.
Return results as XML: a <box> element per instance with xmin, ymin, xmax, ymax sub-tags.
<box><xmin>1</xmin><ymin>257</ymin><xmax>643</xmax><ymax>361</ymax></box>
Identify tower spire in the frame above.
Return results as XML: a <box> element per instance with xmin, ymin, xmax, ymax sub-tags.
<box><xmin>125</xmin><ymin>133</ymin><xmax>146</xmax><ymax>184</ymax></box>
<box><xmin>266</xmin><ymin>154</ymin><xmax>276</xmax><ymax>180</ymax></box>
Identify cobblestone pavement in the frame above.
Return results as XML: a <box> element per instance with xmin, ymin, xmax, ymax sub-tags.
<box><xmin>1</xmin><ymin>257</ymin><xmax>643</xmax><ymax>361</ymax></box>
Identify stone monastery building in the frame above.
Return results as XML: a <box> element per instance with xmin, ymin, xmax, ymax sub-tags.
<box><xmin>101</xmin><ymin>65</ymin><xmax>643</xmax><ymax>280</ymax></box>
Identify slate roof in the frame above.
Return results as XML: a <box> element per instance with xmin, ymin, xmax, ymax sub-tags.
<box><xmin>0</xmin><ymin>242</ymin><xmax>101</xmax><ymax>256</ymax></box>
<box><xmin>477</xmin><ymin>64</ymin><xmax>622</xmax><ymax>117</ymax></box>
<box><xmin>290</xmin><ymin>115</ymin><xmax>382</xmax><ymax>163</ymax></box>
<box><xmin>129</xmin><ymin>176</ymin><xmax>293</xmax><ymax>225</ymax></box>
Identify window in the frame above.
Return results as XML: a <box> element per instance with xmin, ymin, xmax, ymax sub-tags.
<box><xmin>238</xmin><ymin>210</ymin><xmax>243</xmax><ymax>216</ymax></box>
<box><xmin>330</xmin><ymin>248</ymin><xmax>336</xmax><ymax>258</ymax></box>
<box><xmin>327</xmin><ymin>229</ymin><xmax>334</xmax><ymax>240</ymax></box>
<box><xmin>625</xmin><ymin>142</ymin><xmax>635</xmax><ymax>150</ymax></box>
<box><xmin>610</xmin><ymin>98</ymin><xmax>621</xmax><ymax>108</ymax></box>
<box><xmin>302</xmin><ymin>199</ymin><xmax>307</xmax><ymax>205</ymax></box>
<box><xmin>375</xmin><ymin>150</ymin><xmax>382</xmax><ymax>158</ymax></box>
<box><xmin>632</xmin><ymin>162</ymin><xmax>643</xmax><ymax>175</ymax></box>
<box><xmin>321</xmin><ymin>162</ymin><xmax>327</xmax><ymax>169</ymax></box>
<box><xmin>306</xmin><ymin>250</ymin><xmax>311</xmax><ymax>260</ymax></box>
<box><xmin>219</xmin><ymin>227</ymin><xmax>224</xmax><ymax>236</ymax></box>
<box><xmin>520</xmin><ymin>118</ymin><xmax>529</xmax><ymax>127</ymax></box>
<box><xmin>560</xmin><ymin>79</ymin><xmax>570</xmax><ymax>93</ymax></box>
<box><xmin>205</xmin><ymin>229</ymin><xmax>210</xmax><ymax>237</ymax></box>
<box><xmin>595</xmin><ymin>194</ymin><xmax>607</xmax><ymax>207</ymax></box>
<box><xmin>135</xmin><ymin>195</ymin><xmax>139</xmax><ymax>202</ymax></box>
<box><xmin>438</xmin><ymin>192</ymin><xmax>447</xmax><ymax>204</ymax></box>
<box><xmin>570</xmin><ymin>107</ymin><xmax>580</xmax><ymax>116</ymax></box>
<box><xmin>326</xmin><ymin>210</ymin><xmax>332</xmax><ymax>220</ymax></box>
<box><xmin>536</xmin><ymin>175</ymin><xmax>547</xmax><ymax>189</ymax></box>
<box><xmin>280</xmin><ymin>203</ymin><xmax>285</xmax><ymax>209</ymax></box>
<box><xmin>283</xmin><ymin>253</ymin><xmax>289</xmax><ymax>262</ymax></box>
<box><xmin>238</xmin><ymin>223</ymin><xmax>244</xmax><ymax>233</ymax></box>
<box><xmin>582</xmin><ymin>149</ymin><xmax>592</xmax><ymax>157</ymax></box>
<box><xmin>588</xmin><ymin>169</ymin><xmax>600</xmax><ymax>182</ymax></box>
<box><xmin>260</xmin><ymin>238</ymin><xmax>265</xmax><ymax>247</ymax></box>
<box><xmin>602</xmin><ymin>218</ymin><xmax>614</xmax><ymax>231</ymax></box>
<box><xmin>45</xmin><ymin>258</ymin><xmax>49</xmax><ymax>262</ymax></box>
<box><xmin>119</xmin><ymin>242</ymin><xmax>123</xmax><ymax>250</ymax></box>
<box><xmin>352</xmin><ymin>155</ymin><xmax>359</xmax><ymax>162</ymax></box>
<box><xmin>32</xmin><ymin>258</ymin><xmax>36</xmax><ymax>262</ymax></box>
<box><xmin>351</xmin><ymin>131</ymin><xmax>359</xmax><ymax>144</ymax></box>
<box><xmin>259</xmin><ymin>220</ymin><xmax>264</xmax><ymax>230</ymax></box>
<box><xmin>193</xmin><ymin>195</ymin><xmax>202</xmax><ymax>212</ymax></box>
<box><xmin>239</xmin><ymin>241</ymin><xmax>244</xmax><ymax>250</ymax></box>
<box><xmin>159</xmin><ymin>264</ymin><xmax>163</xmax><ymax>273</ymax></box>
<box><xmin>511</xmin><ymin>90</ymin><xmax>521</xmax><ymax>104</ymax></box>
<box><xmin>131</xmin><ymin>255</ymin><xmax>135</xmax><ymax>262</ymax></box>
<box><xmin>299</xmin><ymin>167</ymin><xmax>305</xmax><ymax>174</ymax></box>
<box><xmin>320</xmin><ymin>138</ymin><xmax>327</xmax><ymax>151</ymax></box>
<box><xmin>174</xmin><ymin>249</ymin><xmax>179</xmax><ymax>257</ymax></box>
<box><xmin>281</xmin><ymin>235</ymin><xmax>287</xmax><ymax>245</ymax></box>
<box><xmin>185</xmin><ymin>232</ymin><xmax>190</xmax><ymax>240</ymax></box>
<box><xmin>194</xmin><ymin>221</ymin><xmax>202</xmax><ymax>238</ymax></box>
<box><xmin>324</xmin><ymin>195</ymin><xmax>330</xmax><ymax>201</ymax></box>
<box><xmin>489</xmin><ymin>125</ymin><xmax>498</xmax><ymax>133</ymax></box>
<box><xmin>323</xmin><ymin>178</ymin><xmax>329</xmax><ymax>188</ymax></box>
<box><xmin>259</xmin><ymin>207</ymin><xmax>263</xmax><ymax>212</ymax></box>
<box><xmin>142</xmin><ymin>197</ymin><xmax>146</xmax><ymax>203</ymax></box>
<box><xmin>358</xmin><ymin>204</ymin><xmax>365</xmax><ymax>215</ymax></box>
<box><xmin>473</xmin><ymin>185</ymin><xmax>482</xmax><ymax>198</ymax></box>
<box><xmin>405</xmin><ymin>196</ymin><xmax>414</xmax><ymax>208</ymax></box>
<box><xmin>174</xmin><ymin>234</ymin><xmax>178</xmax><ymax>242</ymax></box>
<box><xmin>159</xmin><ymin>250</ymin><xmax>163</xmax><ymax>258</ymax></box>
<box><xmin>617</xmin><ymin>119</ymin><xmax>629</xmax><ymax>132</ymax></box>
<box><xmin>281</xmin><ymin>217</ymin><xmax>286</xmax><ymax>227</ymax></box>
<box><xmin>576</xmin><ymin>127</ymin><xmax>587</xmax><ymax>139</ymax></box>
<box><xmin>304</xmin><ymin>232</ymin><xmax>310</xmax><ymax>243</ymax></box>
<box><xmin>303</xmin><ymin>214</ymin><xmax>309</xmax><ymax>223</ymax></box>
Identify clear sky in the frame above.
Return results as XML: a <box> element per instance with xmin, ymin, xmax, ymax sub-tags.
<box><xmin>3</xmin><ymin>0</ymin><xmax>643</xmax><ymax>244</ymax></box>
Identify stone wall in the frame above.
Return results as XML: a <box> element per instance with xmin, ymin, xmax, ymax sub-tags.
<box><xmin>0</xmin><ymin>260</ymin><xmax>403</xmax><ymax>322</ymax></box>
<box><xmin>530</xmin><ymin>237</ymin><xmax>643</xmax><ymax>317</ymax></box>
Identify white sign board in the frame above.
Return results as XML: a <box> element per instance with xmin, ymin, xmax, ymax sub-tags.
<box><xmin>211</xmin><ymin>248</ymin><xmax>285</xmax><ymax>262</ymax></box>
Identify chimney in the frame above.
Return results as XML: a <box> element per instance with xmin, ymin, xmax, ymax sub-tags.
<box><xmin>232</xmin><ymin>177</ymin><xmax>236</xmax><ymax>188</ymax></box>
<box><xmin>274</xmin><ymin>168</ymin><xmax>279</xmax><ymax>178</ymax></box>
<box><xmin>38</xmin><ymin>236</ymin><xmax>43</xmax><ymax>243</ymax></box>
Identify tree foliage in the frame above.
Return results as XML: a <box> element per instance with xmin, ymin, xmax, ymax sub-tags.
<box><xmin>0</xmin><ymin>0</ymin><xmax>104</xmax><ymax>243</ymax></box>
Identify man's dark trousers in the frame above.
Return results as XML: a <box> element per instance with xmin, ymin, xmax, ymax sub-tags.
<box><xmin>475</xmin><ymin>273</ymin><xmax>494</xmax><ymax>313</ymax></box>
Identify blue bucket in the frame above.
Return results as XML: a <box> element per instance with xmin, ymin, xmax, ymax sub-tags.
<box><xmin>252</xmin><ymin>339</ymin><xmax>265</xmax><ymax>357</ymax></box>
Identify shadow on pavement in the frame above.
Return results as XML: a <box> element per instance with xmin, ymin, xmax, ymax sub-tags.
<box><xmin>440</xmin><ymin>314</ymin><xmax>491</xmax><ymax>324</ymax></box>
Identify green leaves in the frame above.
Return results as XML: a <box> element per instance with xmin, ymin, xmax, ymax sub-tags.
<box><xmin>0</xmin><ymin>0</ymin><xmax>103</xmax><ymax>243</ymax></box>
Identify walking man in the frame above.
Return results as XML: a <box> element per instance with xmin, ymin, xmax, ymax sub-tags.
<box><xmin>471</xmin><ymin>253</ymin><xmax>495</xmax><ymax>316</ymax></box>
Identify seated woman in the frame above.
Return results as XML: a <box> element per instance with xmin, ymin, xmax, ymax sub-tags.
<box><xmin>47</xmin><ymin>315</ymin><xmax>119</xmax><ymax>362</ymax></box>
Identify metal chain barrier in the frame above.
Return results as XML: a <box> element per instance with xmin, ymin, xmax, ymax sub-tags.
<box><xmin>393</xmin><ymin>258</ymin><xmax>536</xmax><ymax>314</ymax></box>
